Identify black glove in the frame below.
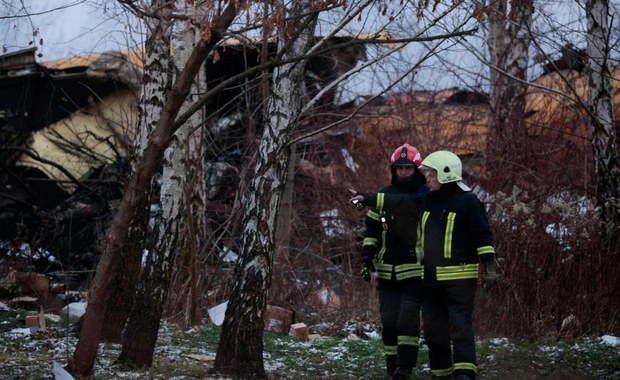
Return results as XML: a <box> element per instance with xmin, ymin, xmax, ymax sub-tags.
<box><xmin>349</xmin><ymin>192</ymin><xmax>373</xmax><ymax>209</ymax></box>
<box><xmin>481</xmin><ymin>261</ymin><xmax>498</xmax><ymax>289</ymax></box>
<box><xmin>350</xmin><ymin>198</ymin><xmax>365</xmax><ymax>210</ymax></box>
<box><xmin>360</xmin><ymin>259</ymin><xmax>376</xmax><ymax>282</ymax></box>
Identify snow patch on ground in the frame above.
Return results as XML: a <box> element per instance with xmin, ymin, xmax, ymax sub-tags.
<box><xmin>600</xmin><ymin>335</ymin><xmax>620</xmax><ymax>347</ymax></box>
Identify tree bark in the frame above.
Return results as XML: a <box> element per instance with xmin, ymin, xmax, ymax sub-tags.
<box><xmin>213</xmin><ymin>1</ymin><xmax>317</xmax><ymax>377</ymax></box>
<box><xmin>585</xmin><ymin>0</ymin><xmax>620</xmax><ymax>237</ymax></box>
<box><xmin>119</xmin><ymin>0</ymin><xmax>207</xmax><ymax>366</ymax></box>
<box><xmin>486</xmin><ymin>0</ymin><xmax>534</xmax><ymax>191</ymax></box>
<box><xmin>98</xmin><ymin>0</ymin><xmax>174</xmax><ymax>346</ymax></box>
<box><xmin>66</xmin><ymin>3</ymin><xmax>238</xmax><ymax>377</ymax></box>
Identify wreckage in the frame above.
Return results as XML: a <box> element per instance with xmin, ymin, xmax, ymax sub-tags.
<box><xmin>1</xmin><ymin>36</ymin><xmax>612</xmax><ymax>295</ymax></box>
<box><xmin>0</xmin><ymin>36</ymin><xmax>371</xmax><ymax>278</ymax></box>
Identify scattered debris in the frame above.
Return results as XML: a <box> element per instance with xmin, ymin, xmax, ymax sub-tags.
<box><xmin>61</xmin><ymin>302</ymin><xmax>86</xmax><ymax>318</ymax></box>
<box><xmin>312</xmin><ymin>287</ymin><xmax>341</xmax><ymax>312</ymax></box>
<box><xmin>289</xmin><ymin>322</ymin><xmax>309</xmax><ymax>341</ymax></box>
<box><xmin>1</xmin><ymin>270</ymin><xmax>50</xmax><ymax>297</ymax></box>
<box><xmin>264</xmin><ymin>305</ymin><xmax>294</xmax><ymax>334</ymax></box>
<box><xmin>25</xmin><ymin>315</ymin><xmax>39</xmax><ymax>328</ymax></box>
<box><xmin>207</xmin><ymin>301</ymin><xmax>228</xmax><ymax>326</ymax></box>
<box><xmin>53</xmin><ymin>360</ymin><xmax>75</xmax><ymax>380</ymax></box>
<box><xmin>182</xmin><ymin>354</ymin><xmax>216</xmax><ymax>362</ymax></box>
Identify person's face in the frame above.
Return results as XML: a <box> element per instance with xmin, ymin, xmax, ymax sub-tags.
<box><xmin>421</xmin><ymin>167</ymin><xmax>442</xmax><ymax>191</ymax></box>
<box><xmin>395</xmin><ymin>165</ymin><xmax>415</xmax><ymax>180</ymax></box>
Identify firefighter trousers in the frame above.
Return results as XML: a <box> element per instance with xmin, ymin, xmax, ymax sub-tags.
<box><xmin>423</xmin><ymin>280</ymin><xmax>477</xmax><ymax>379</ymax></box>
<box><xmin>379</xmin><ymin>278</ymin><xmax>423</xmax><ymax>375</ymax></box>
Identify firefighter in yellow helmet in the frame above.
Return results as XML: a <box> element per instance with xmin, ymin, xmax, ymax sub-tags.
<box><xmin>359</xmin><ymin>144</ymin><xmax>428</xmax><ymax>380</ymax></box>
<box><xmin>350</xmin><ymin>150</ymin><xmax>497</xmax><ymax>380</ymax></box>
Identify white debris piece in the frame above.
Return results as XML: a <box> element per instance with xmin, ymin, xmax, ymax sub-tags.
<box><xmin>61</xmin><ymin>302</ymin><xmax>87</xmax><ymax>318</ymax></box>
<box><xmin>208</xmin><ymin>301</ymin><xmax>228</xmax><ymax>326</ymax></box>
<box><xmin>9</xmin><ymin>327</ymin><xmax>31</xmax><ymax>336</ymax></box>
<box><xmin>54</xmin><ymin>361</ymin><xmax>75</xmax><ymax>380</ymax></box>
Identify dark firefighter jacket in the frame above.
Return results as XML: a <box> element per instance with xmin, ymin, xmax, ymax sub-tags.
<box><xmin>360</xmin><ymin>171</ymin><xmax>428</xmax><ymax>282</ymax></box>
<box><xmin>362</xmin><ymin>182</ymin><xmax>494</xmax><ymax>285</ymax></box>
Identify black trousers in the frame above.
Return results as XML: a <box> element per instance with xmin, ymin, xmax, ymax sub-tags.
<box><xmin>422</xmin><ymin>280</ymin><xmax>477</xmax><ymax>379</ymax></box>
<box><xmin>379</xmin><ymin>279</ymin><xmax>423</xmax><ymax>375</ymax></box>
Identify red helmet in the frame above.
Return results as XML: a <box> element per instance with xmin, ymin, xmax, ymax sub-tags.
<box><xmin>390</xmin><ymin>144</ymin><xmax>422</xmax><ymax>167</ymax></box>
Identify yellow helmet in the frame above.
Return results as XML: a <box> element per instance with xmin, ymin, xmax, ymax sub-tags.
<box><xmin>421</xmin><ymin>151</ymin><xmax>469</xmax><ymax>191</ymax></box>
<box><xmin>421</xmin><ymin>151</ymin><xmax>461</xmax><ymax>183</ymax></box>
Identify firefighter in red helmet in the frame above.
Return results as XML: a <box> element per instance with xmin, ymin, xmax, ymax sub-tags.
<box><xmin>359</xmin><ymin>143</ymin><xmax>428</xmax><ymax>379</ymax></box>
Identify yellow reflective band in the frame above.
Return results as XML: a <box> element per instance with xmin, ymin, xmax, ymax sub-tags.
<box><xmin>431</xmin><ymin>367</ymin><xmax>454</xmax><ymax>376</ymax></box>
<box><xmin>377</xmin><ymin>263</ymin><xmax>393</xmax><ymax>280</ymax></box>
<box><xmin>395</xmin><ymin>263</ymin><xmax>422</xmax><ymax>271</ymax></box>
<box><xmin>477</xmin><ymin>245</ymin><xmax>495</xmax><ymax>255</ymax></box>
<box><xmin>362</xmin><ymin>237</ymin><xmax>379</xmax><ymax>247</ymax></box>
<box><xmin>436</xmin><ymin>264</ymin><xmax>479</xmax><ymax>281</ymax></box>
<box><xmin>384</xmin><ymin>345</ymin><xmax>397</xmax><ymax>355</ymax></box>
<box><xmin>377</xmin><ymin>193</ymin><xmax>385</xmax><ymax>209</ymax></box>
<box><xmin>395</xmin><ymin>270</ymin><xmax>423</xmax><ymax>280</ymax></box>
<box><xmin>367</xmin><ymin>209</ymin><xmax>381</xmax><ymax>221</ymax></box>
<box><xmin>397</xmin><ymin>335</ymin><xmax>420</xmax><ymax>346</ymax></box>
<box><xmin>377</xmin><ymin>263</ymin><xmax>393</xmax><ymax>271</ymax></box>
<box><xmin>444</xmin><ymin>212</ymin><xmax>456</xmax><ymax>258</ymax></box>
<box><xmin>394</xmin><ymin>263</ymin><xmax>423</xmax><ymax>280</ymax></box>
<box><xmin>416</xmin><ymin>212</ymin><xmax>430</xmax><ymax>259</ymax></box>
<box><xmin>454</xmin><ymin>362</ymin><xmax>477</xmax><ymax>372</ymax></box>
<box><xmin>377</xmin><ymin>230</ymin><xmax>388</xmax><ymax>262</ymax></box>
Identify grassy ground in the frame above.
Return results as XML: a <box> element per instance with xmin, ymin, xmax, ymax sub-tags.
<box><xmin>0</xmin><ymin>309</ymin><xmax>618</xmax><ymax>379</ymax></box>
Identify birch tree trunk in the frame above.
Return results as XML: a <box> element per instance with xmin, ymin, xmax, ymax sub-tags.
<box><xmin>66</xmin><ymin>3</ymin><xmax>239</xmax><ymax>377</ymax></box>
<box><xmin>97</xmin><ymin>0</ymin><xmax>174</xmax><ymax>346</ymax></box>
<box><xmin>213</xmin><ymin>1</ymin><xmax>317</xmax><ymax>377</ymax></box>
<box><xmin>118</xmin><ymin>0</ymin><xmax>209</xmax><ymax>367</ymax></box>
<box><xmin>585</xmin><ymin>0</ymin><xmax>620</xmax><ymax>237</ymax></box>
<box><xmin>486</xmin><ymin>0</ymin><xmax>533</xmax><ymax>191</ymax></box>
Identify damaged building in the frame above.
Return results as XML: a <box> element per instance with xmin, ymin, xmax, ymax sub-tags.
<box><xmin>0</xmin><ymin>36</ymin><xmax>370</xmax><ymax>276</ymax></box>
<box><xmin>2</xmin><ymin>37</ymin><xmax>618</xmax><ymax>289</ymax></box>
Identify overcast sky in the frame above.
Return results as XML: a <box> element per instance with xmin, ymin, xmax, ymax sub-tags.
<box><xmin>1</xmin><ymin>1</ymin><xmax>601</xmax><ymax>96</ymax></box>
<box><xmin>2</xmin><ymin>0</ymin><xmax>142</xmax><ymax>61</ymax></box>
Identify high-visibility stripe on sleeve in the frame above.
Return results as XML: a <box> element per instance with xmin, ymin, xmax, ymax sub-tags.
<box><xmin>477</xmin><ymin>245</ymin><xmax>495</xmax><ymax>255</ymax></box>
<box><xmin>366</xmin><ymin>209</ymin><xmax>381</xmax><ymax>221</ymax></box>
<box><xmin>362</xmin><ymin>237</ymin><xmax>379</xmax><ymax>248</ymax></box>
<box><xmin>376</xmin><ymin>193</ymin><xmax>385</xmax><ymax>209</ymax></box>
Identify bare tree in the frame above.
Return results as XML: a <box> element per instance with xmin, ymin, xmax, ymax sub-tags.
<box><xmin>66</xmin><ymin>2</ymin><xmax>239</xmax><ymax>377</ymax></box>
<box><xmin>119</xmin><ymin>0</ymin><xmax>210</xmax><ymax>367</ymax></box>
<box><xmin>116</xmin><ymin>0</ymin><xmax>176</xmax><ymax>368</ymax></box>
<box><xmin>585</xmin><ymin>0</ymin><xmax>620</xmax><ymax>237</ymax></box>
<box><xmin>485</xmin><ymin>0</ymin><xmax>534</xmax><ymax>191</ymax></box>
<box><xmin>213</xmin><ymin>0</ymin><xmax>318</xmax><ymax>376</ymax></box>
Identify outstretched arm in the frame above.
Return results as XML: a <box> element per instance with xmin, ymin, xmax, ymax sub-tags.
<box><xmin>348</xmin><ymin>188</ymin><xmax>423</xmax><ymax>215</ymax></box>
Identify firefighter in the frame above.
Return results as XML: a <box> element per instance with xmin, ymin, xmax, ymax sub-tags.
<box><xmin>350</xmin><ymin>150</ymin><xmax>497</xmax><ymax>380</ymax></box>
<box><xmin>416</xmin><ymin>150</ymin><xmax>497</xmax><ymax>380</ymax></box>
<box><xmin>359</xmin><ymin>143</ymin><xmax>428</xmax><ymax>380</ymax></box>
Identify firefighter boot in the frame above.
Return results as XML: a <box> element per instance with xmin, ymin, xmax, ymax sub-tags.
<box><xmin>391</xmin><ymin>366</ymin><xmax>412</xmax><ymax>380</ymax></box>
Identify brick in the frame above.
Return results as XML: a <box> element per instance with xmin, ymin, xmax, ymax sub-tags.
<box><xmin>289</xmin><ymin>322</ymin><xmax>309</xmax><ymax>341</ymax></box>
